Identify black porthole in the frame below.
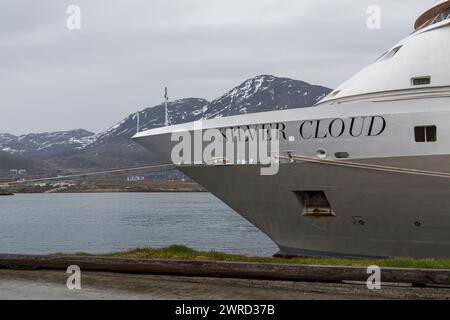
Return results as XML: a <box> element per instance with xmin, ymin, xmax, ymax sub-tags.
<box><xmin>335</xmin><ymin>152</ymin><xmax>349</xmax><ymax>159</ymax></box>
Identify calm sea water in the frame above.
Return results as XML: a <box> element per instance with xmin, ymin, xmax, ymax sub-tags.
<box><xmin>0</xmin><ymin>193</ymin><xmax>277</xmax><ymax>256</ymax></box>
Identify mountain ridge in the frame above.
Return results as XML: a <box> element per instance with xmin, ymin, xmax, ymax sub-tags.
<box><xmin>0</xmin><ymin>75</ymin><xmax>331</xmax><ymax>174</ymax></box>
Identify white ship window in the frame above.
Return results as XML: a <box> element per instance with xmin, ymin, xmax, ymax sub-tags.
<box><xmin>411</xmin><ymin>76</ymin><xmax>431</xmax><ymax>86</ymax></box>
<box><xmin>375</xmin><ymin>51</ymin><xmax>388</xmax><ymax>62</ymax></box>
<box><xmin>379</xmin><ymin>46</ymin><xmax>402</xmax><ymax>61</ymax></box>
<box><xmin>414</xmin><ymin>125</ymin><xmax>437</xmax><ymax>142</ymax></box>
<box><xmin>430</xmin><ymin>8</ymin><xmax>450</xmax><ymax>25</ymax></box>
<box><xmin>416</xmin><ymin>8</ymin><xmax>450</xmax><ymax>31</ymax></box>
<box><xmin>326</xmin><ymin>90</ymin><xmax>340</xmax><ymax>99</ymax></box>
<box><xmin>295</xmin><ymin>191</ymin><xmax>336</xmax><ymax>217</ymax></box>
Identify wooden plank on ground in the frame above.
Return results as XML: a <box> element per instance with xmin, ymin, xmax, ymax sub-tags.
<box><xmin>0</xmin><ymin>254</ymin><xmax>449</xmax><ymax>287</ymax></box>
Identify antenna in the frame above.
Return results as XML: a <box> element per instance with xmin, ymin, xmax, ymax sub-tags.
<box><xmin>164</xmin><ymin>87</ymin><xmax>169</xmax><ymax>127</ymax></box>
<box><xmin>136</xmin><ymin>112</ymin><xmax>140</xmax><ymax>133</ymax></box>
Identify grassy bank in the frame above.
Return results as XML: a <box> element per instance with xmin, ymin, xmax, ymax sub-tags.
<box><xmin>8</xmin><ymin>182</ymin><xmax>205</xmax><ymax>194</ymax></box>
<box><xmin>52</xmin><ymin>182</ymin><xmax>205</xmax><ymax>193</ymax></box>
<box><xmin>61</xmin><ymin>245</ymin><xmax>450</xmax><ymax>270</ymax></box>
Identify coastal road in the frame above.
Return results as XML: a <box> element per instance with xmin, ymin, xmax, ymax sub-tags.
<box><xmin>0</xmin><ymin>269</ymin><xmax>449</xmax><ymax>299</ymax></box>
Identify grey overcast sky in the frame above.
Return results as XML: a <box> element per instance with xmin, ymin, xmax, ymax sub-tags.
<box><xmin>0</xmin><ymin>0</ymin><xmax>438</xmax><ymax>135</ymax></box>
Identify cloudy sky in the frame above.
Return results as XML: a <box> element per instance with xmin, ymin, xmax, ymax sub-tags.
<box><xmin>0</xmin><ymin>0</ymin><xmax>438</xmax><ymax>134</ymax></box>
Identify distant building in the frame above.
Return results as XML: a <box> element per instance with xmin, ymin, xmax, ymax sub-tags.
<box><xmin>126</xmin><ymin>176</ymin><xmax>145</xmax><ymax>182</ymax></box>
<box><xmin>9</xmin><ymin>169</ymin><xmax>27</xmax><ymax>175</ymax></box>
<box><xmin>32</xmin><ymin>182</ymin><xmax>49</xmax><ymax>187</ymax></box>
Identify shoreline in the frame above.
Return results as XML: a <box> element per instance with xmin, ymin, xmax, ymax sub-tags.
<box><xmin>6</xmin><ymin>182</ymin><xmax>206</xmax><ymax>194</ymax></box>
<box><xmin>56</xmin><ymin>245</ymin><xmax>450</xmax><ymax>270</ymax></box>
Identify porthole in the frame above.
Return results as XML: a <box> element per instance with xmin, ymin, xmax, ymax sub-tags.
<box><xmin>316</xmin><ymin>149</ymin><xmax>327</xmax><ymax>159</ymax></box>
<box><xmin>335</xmin><ymin>152</ymin><xmax>349</xmax><ymax>159</ymax></box>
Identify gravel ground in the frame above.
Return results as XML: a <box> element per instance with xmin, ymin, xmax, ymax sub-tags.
<box><xmin>0</xmin><ymin>269</ymin><xmax>449</xmax><ymax>300</ymax></box>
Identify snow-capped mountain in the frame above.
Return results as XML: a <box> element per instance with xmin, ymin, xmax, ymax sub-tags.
<box><xmin>0</xmin><ymin>75</ymin><xmax>331</xmax><ymax>172</ymax></box>
<box><xmin>92</xmin><ymin>75</ymin><xmax>331</xmax><ymax>145</ymax></box>
<box><xmin>0</xmin><ymin>129</ymin><xmax>95</xmax><ymax>156</ymax></box>
<box><xmin>91</xmin><ymin>98</ymin><xmax>209</xmax><ymax>145</ymax></box>
<box><xmin>204</xmin><ymin>75</ymin><xmax>330</xmax><ymax>119</ymax></box>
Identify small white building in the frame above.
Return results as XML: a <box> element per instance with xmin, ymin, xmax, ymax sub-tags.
<box><xmin>126</xmin><ymin>176</ymin><xmax>145</xmax><ymax>182</ymax></box>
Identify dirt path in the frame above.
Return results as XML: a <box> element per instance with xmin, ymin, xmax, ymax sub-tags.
<box><xmin>0</xmin><ymin>269</ymin><xmax>449</xmax><ymax>300</ymax></box>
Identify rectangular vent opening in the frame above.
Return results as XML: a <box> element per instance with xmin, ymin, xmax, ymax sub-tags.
<box><xmin>411</xmin><ymin>76</ymin><xmax>431</xmax><ymax>86</ymax></box>
<box><xmin>294</xmin><ymin>191</ymin><xmax>336</xmax><ymax>217</ymax></box>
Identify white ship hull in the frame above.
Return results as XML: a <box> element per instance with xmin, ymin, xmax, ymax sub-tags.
<box><xmin>134</xmin><ymin>102</ymin><xmax>450</xmax><ymax>258</ymax></box>
<box><xmin>133</xmin><ymin>2</ymin><xmax>450</xmax><ymax>258</ymax></box>
<box><xmin>180</xmin><ymin>156</ymin><xmax>450</xmax><ymax>258</ymax></box>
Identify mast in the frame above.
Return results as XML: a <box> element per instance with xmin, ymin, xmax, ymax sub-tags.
<box><xmin>136</xmin><ymin>111</ymin><xmax>140</xmax><ymax>133</ymax></box>
<box><xmin>164</xmin><ymin>87</ymin><xmax>169</xmax><ymax>127</ymax></box>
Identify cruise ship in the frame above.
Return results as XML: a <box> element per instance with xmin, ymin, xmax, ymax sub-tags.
<box><xmin>134</xmin><ymin>1</ymin><xmax>450</xmax><ymax>258</ymax></box>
